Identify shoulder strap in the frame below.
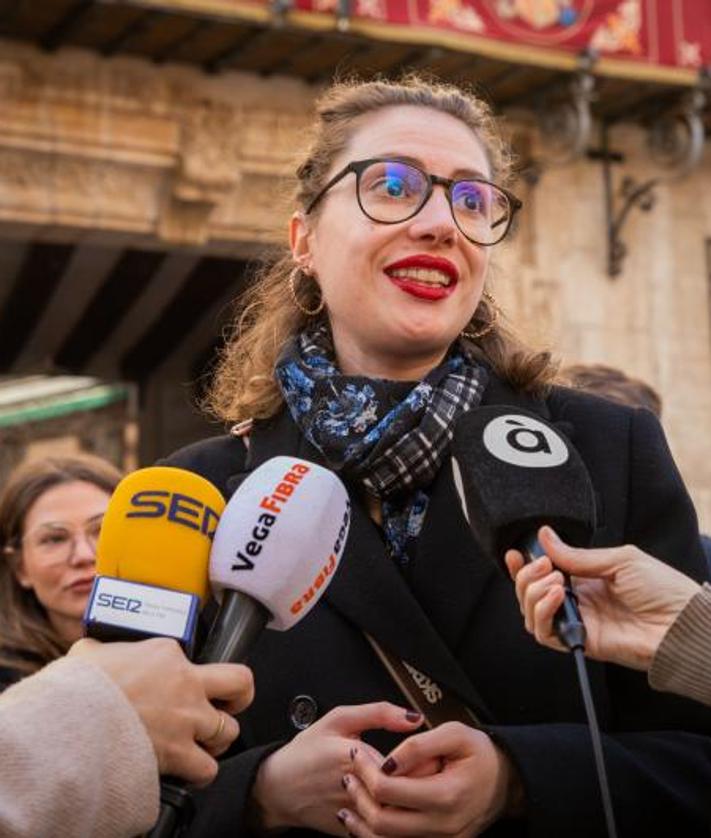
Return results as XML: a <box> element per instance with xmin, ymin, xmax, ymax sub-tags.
<box><xmin>364</xmin><ymin>633</ymin><xmax>483</xmax><ymax>730</ymax></box>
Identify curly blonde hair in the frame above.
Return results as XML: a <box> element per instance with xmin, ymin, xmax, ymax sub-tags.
<box><xmin>205</xmin><ymin>75</ymin><xmax>556</xmax><ymax>423</ymax></box>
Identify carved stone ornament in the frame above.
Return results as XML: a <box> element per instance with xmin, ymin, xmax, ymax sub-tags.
<box><xmin>647</xmin><ymin>89</ymin><xmax>706</xmax><ymax>177</ymax></box>
<box><xmin>537</xmin><ymin>69</ymin><xmax>595</xmax><ymax>166</ymax></box>
<box><xmin>177</xmin><ymin>100</ymin><xmax>245</xmax><ymax>193</ymax></box>
<box><xmin>0</xmin><ymin>41</ymin><xmax>312</xmax><ymax>247</ymax></box>
<box><xmin>159</xmin><ymin>100</ymin><xmax>246</xmax><ymax>245</ymax></box>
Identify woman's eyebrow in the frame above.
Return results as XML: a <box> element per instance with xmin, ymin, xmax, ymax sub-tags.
<box><xmin>451</xmin><ymin>167</ymin><xmax>489</xmax><ymax>180</ymax></box>
<box><xmin>376</xmin><ymin>154</ymin><xmax>488</xmax><ymax>180</ymax></box>
<box><xmin>34</xmin><ymin>512</ymin><xmax>105</xmax><ymax>528</ymax></box>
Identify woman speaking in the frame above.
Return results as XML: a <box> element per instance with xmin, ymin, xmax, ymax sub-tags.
<box><xmin>166</xmin><ymin>76</ymin><xmax>711</xmax><ymax>836</ymax></box>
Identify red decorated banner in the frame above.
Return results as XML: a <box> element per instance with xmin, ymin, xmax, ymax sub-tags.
<box><xmin>157</xmin><ymin>0</ymin><xmax>711</xmax><ymax>80</ymax></box>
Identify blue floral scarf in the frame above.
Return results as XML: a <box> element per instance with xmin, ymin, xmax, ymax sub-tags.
<box><xmin>275</xmin><ymin>324</ymin><xmax>488</xmax><ymax>564</ymax></box>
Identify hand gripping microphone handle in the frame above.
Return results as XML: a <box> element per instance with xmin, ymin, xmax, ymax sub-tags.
<box><xmin>521</xmin><ymin>535</ymin><xmax>585</xmax><ymax>652</ymax></box>
<box><xmin>449</xmin><ymin>406</ymin><xmax>595</xmax><ymax>652</ymax></box>
<box><xmin>451</xmin><ymin>406</ymin><xmax>617</xmax><ymax>838</ymax></box>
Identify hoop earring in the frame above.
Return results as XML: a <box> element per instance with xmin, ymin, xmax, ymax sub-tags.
<box><xmin>289</xmin><ymin>267</ymin><xmax>325</xmax><ymax>317</ymax></box>
<box><xmin>461</xmin><ymin>291</ymin><xmax>500</xmax><ymax>341</ymax></box>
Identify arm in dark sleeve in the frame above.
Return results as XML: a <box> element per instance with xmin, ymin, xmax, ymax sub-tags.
<box><xmin>188</xmin><ymin>743</ymin><xmax>285</xmax><ymax>837</ymax></box>
<box><xmin>157</xmin><ymin>434</ymin><xmax>249</xmax><ymax>499</ymax></box>
<box><xmin>488</xmin><ymin>724</ymin><xmax>711</xmax><ymax>836</ymax></box>
<box><xmin>490</xmin><ymin>408</ymin><xmax>711</xmax><ymax>836</ymax></box>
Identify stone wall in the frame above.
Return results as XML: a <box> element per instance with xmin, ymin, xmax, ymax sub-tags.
<box><xmin>1</xmin><ymin>39</ymin><xmax>710</xmax><ymax>528</ymax></box>
<box><xmin>496</xmin><ymin>124</ymin><xmax>711</xmax><ymax>531</ymax></box>
<box><xmin>0</xmin><ymin>40</ymin><xmax>313</xmax><ymax>249</ymax></box>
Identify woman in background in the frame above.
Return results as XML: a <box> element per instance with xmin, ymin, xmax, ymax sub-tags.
<box><xmin>0</xmin><ymin>454</ymin><xmax>121</xmax><ymax>688</ymax></box>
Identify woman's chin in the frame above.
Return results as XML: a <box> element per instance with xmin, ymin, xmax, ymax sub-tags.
<box><xmin>387</xmin><ymin>326</ymin><xmax>460</xmax><ymax>358</ymax></box>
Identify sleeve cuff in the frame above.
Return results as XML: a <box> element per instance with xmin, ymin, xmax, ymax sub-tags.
<box><xmin>649</xmin><ymin>583</ymin><xmax>711</xmax><ymax>707</ymax></box>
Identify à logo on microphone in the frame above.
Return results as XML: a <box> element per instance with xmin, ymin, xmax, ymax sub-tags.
<box><xmin>482</xmin><ymin>414</ymin><xmax>568</xmax><ymax>468</ymax></box>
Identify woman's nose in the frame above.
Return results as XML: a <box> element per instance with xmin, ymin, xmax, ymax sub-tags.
<box><xmin>407</xmin><ymin>186</ymin><xmax>458</xmax><ymax>246</ymax></box>
<box><xmin>68</xmin><ymin>531</ymin><xmax>96</xmax><ymax>566</ymax></box>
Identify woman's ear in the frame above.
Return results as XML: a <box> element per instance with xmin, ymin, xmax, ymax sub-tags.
<box><xmin>12</xmin><ymin>552</ymin><xmax>32</xmax><ymax>590</ymax></box>
<box><xmin>289</xmin><ymin>211</ymin><xmax>313</xmax><ymax>268</ymax></box>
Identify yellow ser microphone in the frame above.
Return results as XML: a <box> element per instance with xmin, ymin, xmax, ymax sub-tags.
<box><xmin>84</xmin><ymin>467</ymin><xmax>225</xmax><ymax>654</ymax></box>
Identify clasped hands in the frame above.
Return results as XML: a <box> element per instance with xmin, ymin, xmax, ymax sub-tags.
<box><xmin>252</xmin><ymin>701</ymin><xmax>523</xmax><ymax>837</ymax></box>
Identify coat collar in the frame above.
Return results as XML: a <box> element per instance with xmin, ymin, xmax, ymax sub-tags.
<box><xmin>227</xmin><ymin>375</ymin><xmax>555</xmax><ymax>723</ymax></box>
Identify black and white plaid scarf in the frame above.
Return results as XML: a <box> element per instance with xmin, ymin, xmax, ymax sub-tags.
<box><xmin>275</xmin><ymin>324</ymin><xmax>487</xmax><ymax>563</ymax></box>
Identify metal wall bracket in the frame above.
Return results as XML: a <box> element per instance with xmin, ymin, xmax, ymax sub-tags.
<box><xmin>592</xmin><ymin>81</ymin><xmax>707</xmax><ymax>278</ymax></box>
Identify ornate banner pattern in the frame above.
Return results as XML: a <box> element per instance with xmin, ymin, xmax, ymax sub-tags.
<box><xmin>156</xmin><ymin>0</ymin><xmax>710</xmax><ymax>82</ymax></box>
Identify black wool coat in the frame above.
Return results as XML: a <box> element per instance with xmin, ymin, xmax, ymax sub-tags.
<box><xmin>164</xmin><ymin>375</ymin><xmax>711</xmax><ymax>837</ymax></box>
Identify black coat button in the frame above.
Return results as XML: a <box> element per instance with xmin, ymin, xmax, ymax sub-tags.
<box><xmin>288</xmin><ymin>694</ymin><xmax>319</xmax><ymax>730</ymax></box>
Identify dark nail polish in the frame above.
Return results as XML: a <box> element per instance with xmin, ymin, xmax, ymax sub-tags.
<box><xmin>336</xmin><ymin>811</ymin><xmax>347</xmax><ymax>825</ymax></box>
<box><xmin>405</xmin><ymin>710</ymin><xmax>422</xmax><ymax>723</ymax></box>
<box><xmin>349</xmin><ymin>746</ymin><xmax>358</xmax><ymax>760</ymax></box>
<box><xmin>382</xmin><ymin>756</ymin><xmax>397</xmax><ymax>775</ymax></box>
<box><xmin>341</xmin><ymin>774</ymin><xmax>350</xmax><ymax>789</ymax></box>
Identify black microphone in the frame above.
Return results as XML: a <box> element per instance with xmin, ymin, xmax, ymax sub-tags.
<box><xmin>451</xmin><ymin>405</ymin><xmax>618</xmax><ymax>838</ymax></box>
<box><xmin>450</xmin><ymin>405</ymin><xmax>594</xmax><ymax>650</ymax></box>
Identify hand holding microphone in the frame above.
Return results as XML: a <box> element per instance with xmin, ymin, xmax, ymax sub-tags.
<box><xmin>451</xmin><ymin>405</ymin><xmax>618</xmax><ymax>838</ymax></box>
<box><xmin>450</xmin><ymin>406</ymin><xmax>596</xmax><ymax>651</ymax></box>
<box><xmin>83</xmin><ymin>465</ymin><xmax>255</xmax><ymax>834</ymax></box>
<box><xmin>68</xmin><ymin>637</ymin><xmax>253</xmax><ymax>785</ymax></box>
<box><xmin>505</xmin><ymin>527</ymin><xmax>700</xmax><ymax>671</ymax></box>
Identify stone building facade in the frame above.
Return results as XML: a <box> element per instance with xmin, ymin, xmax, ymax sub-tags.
<box><xmin>0</xmin><ymin>39</ymin><xmax>709</xmax><ymax>526</ymax></box>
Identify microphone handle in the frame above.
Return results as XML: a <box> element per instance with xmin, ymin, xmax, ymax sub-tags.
<box><xmin>519</xmin><ymin>534</ymin><xmax>586</xmax><ymax>651</ymax></box>
<box><xmin>149</xmin><ymin>592</ymin><xmax>270</xmax><ymax>838</ymax></box>
<box><xmin>198</xmin><ymin>589</ymin><xmax>270</xmax><ymax>664</ymax></box>
<box><xmin>150</xmin><ymin>781</ymin><xmax>194</xmax><ymax>838</ymax></box>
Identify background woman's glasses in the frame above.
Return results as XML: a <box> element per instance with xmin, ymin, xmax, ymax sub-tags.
<box><xmin>22</xmin><ymin>518</ymin><xmax>103</xmax><ymax>563</ymax></box>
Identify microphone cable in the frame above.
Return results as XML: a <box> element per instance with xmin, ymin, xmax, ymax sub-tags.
<box><xmin>523</xmin><ymin>537</ymin><xmax>618</xmax><ymax>838</ymax></box>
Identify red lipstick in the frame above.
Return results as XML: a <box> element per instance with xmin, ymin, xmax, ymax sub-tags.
<box><xmin>67</xmin><ymin>576</ymin><xmax>95</xmax><ymax>594</ymax></box>
<box><xmin>384</xmin><ymin>254</ymin><xmax>459</xmax><ymax>301</ymax></box>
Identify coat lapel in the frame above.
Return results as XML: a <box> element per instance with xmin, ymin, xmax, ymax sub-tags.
<box><xmin>230</xmin><ymin>410</ymin><xmax>494</xmax><ymax>721</ymax></box>
<box><xmin>222</xmin><ymin>381</ymin><xmax>562</xmax><ymax>722</ymax></box>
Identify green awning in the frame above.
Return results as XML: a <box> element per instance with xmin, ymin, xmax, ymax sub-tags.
<box><xmin>0</xmin><ymin>377</ymin><xmax>129</xmax><ymax>429</ymax></box>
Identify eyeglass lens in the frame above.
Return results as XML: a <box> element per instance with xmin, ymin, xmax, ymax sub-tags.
<box><xmin>357</xmin><ymin>160</ymin><xmax>512</xmax><ymax>245</ymax></box>
<box><xmin>23</xmin><ymin>519</ymin><xmax>103</xmax><ymax>562</ymax></box>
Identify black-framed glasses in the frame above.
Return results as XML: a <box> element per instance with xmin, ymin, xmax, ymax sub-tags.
<box><xmin>305</xmin><ymin>157</ymin><xmax>522</xmax><ymax>247</ymax></box>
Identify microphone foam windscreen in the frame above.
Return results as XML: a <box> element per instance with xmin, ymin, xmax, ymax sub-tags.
<box><xmin>97</xmin><ymin>466</ymin><xmax>225</xmax><ymax>604</ymax></box>
<box><xmin>209</xmin><ymin>456</ymin><xmax>351</xmax><ymax>631</ymax></box>
<box><xmin>451</xmin><ymin>406</ymin><xmax>596</xmax><ymax>563</ymax></box>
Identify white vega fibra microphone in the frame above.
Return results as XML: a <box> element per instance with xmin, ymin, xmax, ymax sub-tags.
<box><xmin>198</xmin><ymin>456</ymin><xmax>351</xmax><ymax>664</ymax></box>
